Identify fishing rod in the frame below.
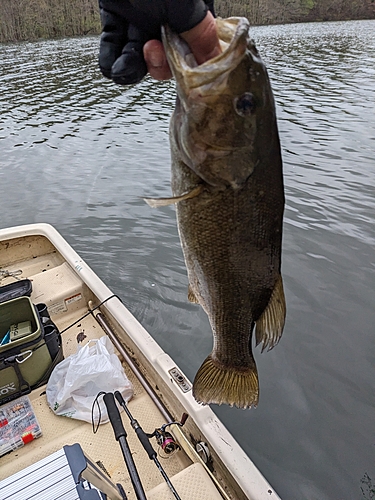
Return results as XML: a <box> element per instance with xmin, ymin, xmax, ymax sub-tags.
<box><xmin>114</xmin><ymin>390</ymin><xmax>182</xmax><ymax>500</ymax></box>
<box><xmin>103</xmin><ymin>392</ymin><xmax>147</xmax><ymax>500</ymax></box>
<box><xmin>91</xmin><ymin>308</ymin><xmax>231</xmax><ymax>500</ymax></box>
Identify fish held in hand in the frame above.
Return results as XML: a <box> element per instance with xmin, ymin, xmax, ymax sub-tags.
<box><xmin>147</xmin><ymin>17</ymin><xmax>286</xmax><ymax>409</ymax></box>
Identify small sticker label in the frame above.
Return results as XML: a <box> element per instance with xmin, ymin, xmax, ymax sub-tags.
<box><xmin>65</xmin><ymin>293</ymin><xmax>82</xmax><ymax>305</ymax></box>
<box><xmin>48</xmin><ymin>301</ymin><xmax>68</xmax><ymax>316</ymax></box>
<box><xmin>74</xmin><ymin>261</ymin><xmax>83</xmax><ymax>273</ymax></box>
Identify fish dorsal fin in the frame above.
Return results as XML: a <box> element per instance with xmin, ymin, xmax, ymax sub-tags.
<box><xmin>143</xmin><ymin>185</ymin><xmax>204</xmax><ymax>208</ymax></box>
<box><xmin>255</xmin><ymin>274</ymin><xmax>286</xmax><ymax>352</ymax></box>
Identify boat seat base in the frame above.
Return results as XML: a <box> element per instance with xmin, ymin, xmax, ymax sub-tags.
<box><xmin>146</xmin><ymin>462</ymin><xmax>223</xmax><ymax>500</ymax></box>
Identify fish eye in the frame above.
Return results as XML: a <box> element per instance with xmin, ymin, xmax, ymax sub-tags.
<box><xmin>234</xmin><ymin>93</ymin><xmax>256</xmax><ymax>117</ymax></box>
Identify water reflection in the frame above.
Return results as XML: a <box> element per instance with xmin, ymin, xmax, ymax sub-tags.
<box><xmin>1</xmin><ymin>19</ymin><xmax>375</xmax><ymax>500</ymax></box>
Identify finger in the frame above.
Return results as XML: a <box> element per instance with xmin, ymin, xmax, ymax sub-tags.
<box><xmin>111</xmin><ymin>49</ymin><xmax>148</xmax><ymax>85</ymax></box>
<box><xmin>181</xmin><ymin>11</ymin><xmax>221</xmax><ymax>65</ymax></box>
<box><xmin>98</xmin><ymin>4</ymin><xmax>129</xmax><ymax>79</ymax></box>
<box><xmin>143</xmin><ymin>40</ymin><xmax>173</xmax><ymax>81</ymax></box>
<box><xmin>99</xmin><ymin>31</ymin><xmax>126</xmax><ymax>79</ymax></box>
<box><xmin>111</xmin><ymin>27</ymin><xmax>148</xmax><ymax>85</ymax></box>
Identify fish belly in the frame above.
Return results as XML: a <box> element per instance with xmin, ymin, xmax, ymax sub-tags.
<box><xmin>172</xmin><ymin>150</ymin><xmax>285</xmax><ymax>408</ymax></box>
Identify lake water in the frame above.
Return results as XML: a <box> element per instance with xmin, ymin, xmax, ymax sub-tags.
<box><xmin>1</xmin><ymin>19</ymin><xmax>374</xmax><ymax>500</ymax></box>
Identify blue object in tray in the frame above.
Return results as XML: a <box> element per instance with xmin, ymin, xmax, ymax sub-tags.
<box><xmin>0</xmin><ymin>331</ymin><xmax>10</xmax><ymax>346</ymax></box>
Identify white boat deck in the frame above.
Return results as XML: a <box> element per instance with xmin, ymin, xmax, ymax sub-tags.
<box><xmin>0</xmin><ymin>244</ymin><xmax>221</xmax><ymax>500</ymax></box>
<box><xmin>1</xmin><ymin>444</ymin><xmax>220</xmax><ymax>500</ymax></box>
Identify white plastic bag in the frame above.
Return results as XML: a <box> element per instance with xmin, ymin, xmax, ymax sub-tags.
<box><xmin>46</xmin><ymin>336</ymin><xmax>133</xmax><ymax>424</ymax></box>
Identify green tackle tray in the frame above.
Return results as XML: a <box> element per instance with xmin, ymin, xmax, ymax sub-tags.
<box><xmin>0</xmin><ymin>297</ymin><xmax>41</xmax><ymax>353</ymax></box>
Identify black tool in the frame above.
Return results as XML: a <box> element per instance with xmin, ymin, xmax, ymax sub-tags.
<box><xmin>114</xmin><ymin>391</ymin><xmax>182</xmax><ymax>500</ymax></box>
<box><xmin>103</xmin><ymin>392</ymin><xmax>147</xmax><ymax>500</ymax></box>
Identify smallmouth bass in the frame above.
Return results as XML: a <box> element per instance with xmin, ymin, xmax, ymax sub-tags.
<box><xmin>146</xmin><ymin>17</ymin><xmax>286</xmax><ymax>409</ymax></box>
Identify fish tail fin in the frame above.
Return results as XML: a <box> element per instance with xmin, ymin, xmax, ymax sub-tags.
<box><xmin>193</xmin><ymin>355</ymin><xmax>259</xmax><ymax>409</ymax></box>
<box><xmin>255</xmin><ymin>274</ymin><xmax>286</xmax><ymax>353</ymax></box>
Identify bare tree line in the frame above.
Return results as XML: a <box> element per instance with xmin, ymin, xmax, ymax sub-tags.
<box><xmin>1</xmin><ymin>0</ymin><xmax>374</xmax><ymax>43</ymax></box>
<box><xmin>1</xmin><ymin>0</ymin><xmax>100</xmax><ymax>42</ymax></box>
<box><xmin>215</xmin><ymin>0</ymin><xmax>375</xmax><ymax>25</ymax></box>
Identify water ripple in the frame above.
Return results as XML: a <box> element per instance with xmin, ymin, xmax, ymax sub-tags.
<box><xmin>1</xmin><ymin>20</ymin><xmax>375</xmax><ymax>500</ymax></box>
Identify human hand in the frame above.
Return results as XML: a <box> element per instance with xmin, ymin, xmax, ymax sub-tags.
<box><xmin>144</xmin><ymin>10</ymin><xmax>221</xmax><ymax>81</ymax></box>
<box><xmin>98</xmin><ymin>0</ymin><xmax>221</xmax><ymax>85</ymax></box>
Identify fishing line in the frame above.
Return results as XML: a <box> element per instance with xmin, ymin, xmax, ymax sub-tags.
<box><xmin>59</xmin><ymin>294</ymin><xmax>123</xmax><ymax>334</ymax></box>
<box><xmin>28</xmin><ymin>295</ymin><xmax>123</xmax><ymax>359</ymax></box>
<box><xmin>91</xmin><ymin>391</ymin><xmax>106</xmax><ymax>434</ymax></box>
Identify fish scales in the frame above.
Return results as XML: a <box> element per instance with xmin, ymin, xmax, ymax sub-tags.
<box><xmin>147</xmin><ymin>17</ymin><xmax>286</xmax><ymax>408</ymax></box>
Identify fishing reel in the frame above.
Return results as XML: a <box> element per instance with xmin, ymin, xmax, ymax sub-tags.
<box><xmin>148</xmin><ymin>413</ymin><xmax>188</xmax><ymax>458</ymax></box>
<box><xmin>154</xmin><ymin>429</ymin><xmax>179</xmax><ymax>456</ymax></box>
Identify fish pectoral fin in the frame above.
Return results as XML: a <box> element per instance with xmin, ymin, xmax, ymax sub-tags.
<box><xmin>188</xmin><ymin>285</ymin><xmax>199</xmax><ymax>303</ymax></box>
<box><xmin>255</xmin><ymin>274</ymin><xmax>286</xmax><ymax>353</ymax></box>
<box><xmin>193</xmin><ymin>355</ymin><xmax>259</xmax><ymax>409</ymax></box>
<box><xmin>143</xmin><ymin>185</ymin><xmax>204</xmax><ymax>208</ymax></box>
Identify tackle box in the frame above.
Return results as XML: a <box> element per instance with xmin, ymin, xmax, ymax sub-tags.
<box><xmin>0</xmin><ymin>395</ymin><xmax>42</xmax><ymax>457</ymax></box>
<box><xmin>0</xmin><ymin>296</ymin><xmax>63</xmax><ymax>405</ymax></box>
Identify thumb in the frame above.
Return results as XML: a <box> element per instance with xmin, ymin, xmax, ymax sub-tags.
<box><xmin>180</xmin><ymin>12</ymin><xmax>221</xmax><ymax>65</ymax></box>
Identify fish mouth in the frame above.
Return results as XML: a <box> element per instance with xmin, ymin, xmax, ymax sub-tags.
<box><xmin>162</xmin><ymin>17</ymin><xmax>250</xmax><ymax>95</ymax></box>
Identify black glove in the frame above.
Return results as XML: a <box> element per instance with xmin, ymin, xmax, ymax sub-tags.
<box><xmin>98</xmin><ymin>0</ymin><xmax>215</xmax><ymax>85</ymax></box>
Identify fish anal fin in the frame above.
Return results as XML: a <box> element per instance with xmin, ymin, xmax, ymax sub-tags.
<box><xmin>255</xmin><ymin>274</ymin><xmax>286</xmax><ymax>353</ymax></box>
<box><xmin>143</xmin><ymin>185</ymin><xmax>204</xmax><ymax>208</ymax></box>
<box><xmin>188</xmin><ymin>285</ymin><xmax>199</xmax><ymax>303</ymax></box>
<box><xmin>193</xmin><ymin>354</ymin><xmax>259</xmax><ymax>409</ymax></box>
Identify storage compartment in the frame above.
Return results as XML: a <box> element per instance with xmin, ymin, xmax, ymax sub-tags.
<box><xmin>0</xmin><ymin>297</ymin><xmax>40</xmax><ymax>349</ymax></box>
<box><xmin>0</xmin><ymin>280</ymin><xmax>32</xmax><ymax>304</ymax></box>
<box><xmin>0</xmin><ymin>297</ymin><xmax>63</xmax><ymax>405</ymax></box>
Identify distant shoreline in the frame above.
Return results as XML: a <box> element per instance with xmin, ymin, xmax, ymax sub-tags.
<box><xmin>1</xmin><ymin>0</ymin><xmax>374</xmax><ymax>44</ymax></box>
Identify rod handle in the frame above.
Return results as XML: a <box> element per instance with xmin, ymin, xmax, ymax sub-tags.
<box><xmin>115</xmin><ymin>390</ymin><xmax>126</xmax><ymax>406</ymax></box>
<box><xmin>103</xmin><ymin>392</ymin><xmax>127</xmax><ymax>441</ymax></box>
<box><xmin>135</xmin><ymin>427</ymin><xmax>156</xmax><ymax>460</ymax></box>
<box><xmin>115</xmin><ymin>390</ymin><xmax>156</xmax><ymax>460</ymax></box>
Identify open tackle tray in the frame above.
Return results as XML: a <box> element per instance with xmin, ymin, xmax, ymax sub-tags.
<box><xmin>0</xmin><ymin>282</ymin><xmax>63</xmax><ymax>405</ymax></box>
